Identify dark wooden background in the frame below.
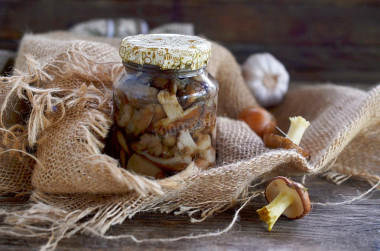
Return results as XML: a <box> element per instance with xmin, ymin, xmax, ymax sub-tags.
<box><xmin>1</xmin><ymin>0</ymin><xmax>380</xmax><ymax>84</ymax></box>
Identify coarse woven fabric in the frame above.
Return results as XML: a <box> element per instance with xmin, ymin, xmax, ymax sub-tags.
<box><xmin>0</xmin><ymin>32</ymin><xmax>379</xmax><ymax>250</ymax></box>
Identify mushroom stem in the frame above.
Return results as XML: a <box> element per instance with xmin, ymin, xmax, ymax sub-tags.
<box><xmin>286</xmin><ymin>116</ymin><xmax>310</xmax><ymax>145</ymax></box>
<box><xmin>257</xmin><ymin>190</ymin><xmax>294</xmax><ymax>231</ymax></box>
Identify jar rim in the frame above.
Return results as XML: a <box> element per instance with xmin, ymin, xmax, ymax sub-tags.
<box><xmin>123</xmin><ymin>61</ymin><xmax>206</xmax><ymax>76</ymax></box>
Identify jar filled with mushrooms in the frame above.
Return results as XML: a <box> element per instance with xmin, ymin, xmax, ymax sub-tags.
<box><xmin>114</xmin><ymin>34</ymin><xmax>218</xmax><ymax>179</ymax></box>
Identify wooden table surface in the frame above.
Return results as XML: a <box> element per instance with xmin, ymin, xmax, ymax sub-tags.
<box><xmin>0</xmin><ymin>175</ymin><xmax>379</xmax><ymax>250</ymax></box>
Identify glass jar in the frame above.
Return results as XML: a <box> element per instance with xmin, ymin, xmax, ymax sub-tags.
<box><xmin>113</xmin><ymin>34</ymin><xmax>218</xmax><ymax>179</ymax></box>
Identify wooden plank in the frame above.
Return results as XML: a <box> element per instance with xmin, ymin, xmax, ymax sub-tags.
<box><xmin>291</xmin><ymin>71</ymin><xmax>380</xmax><ymax>84</ymax></box>
<box><xmin>229</xmin><ymin>44</ymin><xmax>380</xmax><ymax>71</ymax></box>
<box><xmin>228</xmin><ymin>43</ymin><xmax>380</xmax><ymax>83</ymax></box>
<box><xmin>1</xmin><ymin>0</ymin><xmax>380</xmax><ymax>46</ymax></box>
<box><xmin>0</xmin><ymin>176</ymin><xmax>379</xmax><ymax>250</ymax></box>
<box><xmin>176</xmin><ymin>0</ymin><xmax>380</xmax><ymax>5</ymax></box>
<box><xmin>179</xmin><ymin>2</ymin><xmax>380</xmax><ymax>46</ymax></box>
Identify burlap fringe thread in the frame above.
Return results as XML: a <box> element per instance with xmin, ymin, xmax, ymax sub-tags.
<box><xmin>0</xmin><ymin>46</ymin><xmax>379</xmax><ymax>251</ymax></box>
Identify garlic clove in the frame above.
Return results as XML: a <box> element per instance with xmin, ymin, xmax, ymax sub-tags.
<box><xmin>243</xmin><ymin>53</ymin><xmax>289</xmax><ymax>107</ymax></box>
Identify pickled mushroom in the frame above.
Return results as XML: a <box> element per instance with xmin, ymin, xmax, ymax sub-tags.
<box><xmin>161</xmin><ymin>145</ymin><xmax>178</xmax><ymax>158</ymax></box>
<box><xmin>126</xmin><ymin>106</ymin><xmax>154</xmax><ymax>135</ymax></box>
<box><xmin>162</xmin><ymin>134</ymin><xmax>177</xmax><ymax>147</ymax></box>
<box><xmin>195</xmin><ymin>133</ymin><xmax>211</xmax><ymax>151</ymax></box>
<box><xmin>132</xmin><ymin>133</ymin><xmax>163</xmax><ymax>157</ymax></box>
<box><xmin>167</xmin><ymin>80</ymin><xmax>178</xmax><ymax>95</ymax></box>
<box><xmin>153</xmin><ymin>105</ymin><xmax>201</xmax><ymax>135</ymax></box>
<box><xmin>126</xmin><ymin>84</ymin><xmax>159</xmax><ymax>108</ymax></box>
<box><xmin>151</xmin><ymin>77</ymin><xmax>170</xmax><ymax>90</ymax></box>
<box><xmin>116</xmin><ymin>103</ymin><xmax>133</xmax><ymax>127</ymax></box>
<box><xmin>157</xmin><ymin>90</ymin><xmax>183</xmax><ymax>120</ymax></box>
<box><xmin>117</xmin><ymin>130</ymin><xmax>130</xmax><ymax>154</ymax></box>
<box><xmin>178</xmin><ymin>84</ymin><xmax>199</xmax><ymax>109</ymax></box>
<box><xmin>177</xmin><ymin>130</ymin><xmax>198</xmax><ymax>155</ymax></box>
<box><xmin>127</xmin><ymin>154</ymin><xmax>165</xmax><ymax>179</ymax></box>
<box><xmin>195</xmin><ymin>158</ymin><xmax>209</xmax><ymax>169</ymax></box>
<box><xmin>199</xmin><ymin>147</ymin><xmax>216</xmax><ymax>166</ymax></box>
<box><xmin>151</xmin><ymin>104</ymin><xmax>167</xmax><ymax>123</ymax></box>
<box><xmin>140</xmin><ymin>151</ymin><xmax>192</xmax><ymax>172</ymax></box>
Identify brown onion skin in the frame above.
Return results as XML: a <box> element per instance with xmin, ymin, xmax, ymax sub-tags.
<box><xmin>239</xmin><ymin>106</ymin><xmax>276</xmax><ymax>138</ymax></box>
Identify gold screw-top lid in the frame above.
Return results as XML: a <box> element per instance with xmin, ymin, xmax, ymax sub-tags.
<box><xmin>119</xmin><ymin>34</ymin><xmax>212</xmax><ymax>70</ymax></box>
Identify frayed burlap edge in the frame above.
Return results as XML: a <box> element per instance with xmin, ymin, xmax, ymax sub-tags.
<box><xmin>1</xmin><ymin>52</ymin><xmax>164</xmax><ymax>197</ymax></box>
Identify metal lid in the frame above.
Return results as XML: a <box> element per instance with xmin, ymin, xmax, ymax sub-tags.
<box><xmin>119</xmin><ymin>34</ymin><xmax>212</xmax><ymax>70</ymax></box>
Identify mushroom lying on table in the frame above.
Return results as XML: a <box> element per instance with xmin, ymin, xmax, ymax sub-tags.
<box><xmin>257</xmin><ymin>176</ymin><xmax>311</xmax><ymax>231</ymax></box>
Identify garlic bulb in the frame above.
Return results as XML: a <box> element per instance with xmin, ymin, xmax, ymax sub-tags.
<box><xmin>242</xmin><ymin>53</ymin><xmax>289</xmax><ymax>107</ymax></box>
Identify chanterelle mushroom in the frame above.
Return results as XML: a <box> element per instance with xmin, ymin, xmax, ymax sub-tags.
<box><xmin>257</xmin><ymin>176</ymin><xmax>311</xmax><ymax>231</ymax></box>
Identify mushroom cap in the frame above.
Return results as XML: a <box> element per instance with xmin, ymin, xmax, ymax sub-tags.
<box><xmin>264</xmin><ymin>176</ymin><xmax>311</xmax><ymax>219</ymax></box>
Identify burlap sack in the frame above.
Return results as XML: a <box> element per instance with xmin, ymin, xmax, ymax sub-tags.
<box><xmin>0</xmin><ymin>32</ymin><xmax>379</xmax><ymax>250</ymax></box>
